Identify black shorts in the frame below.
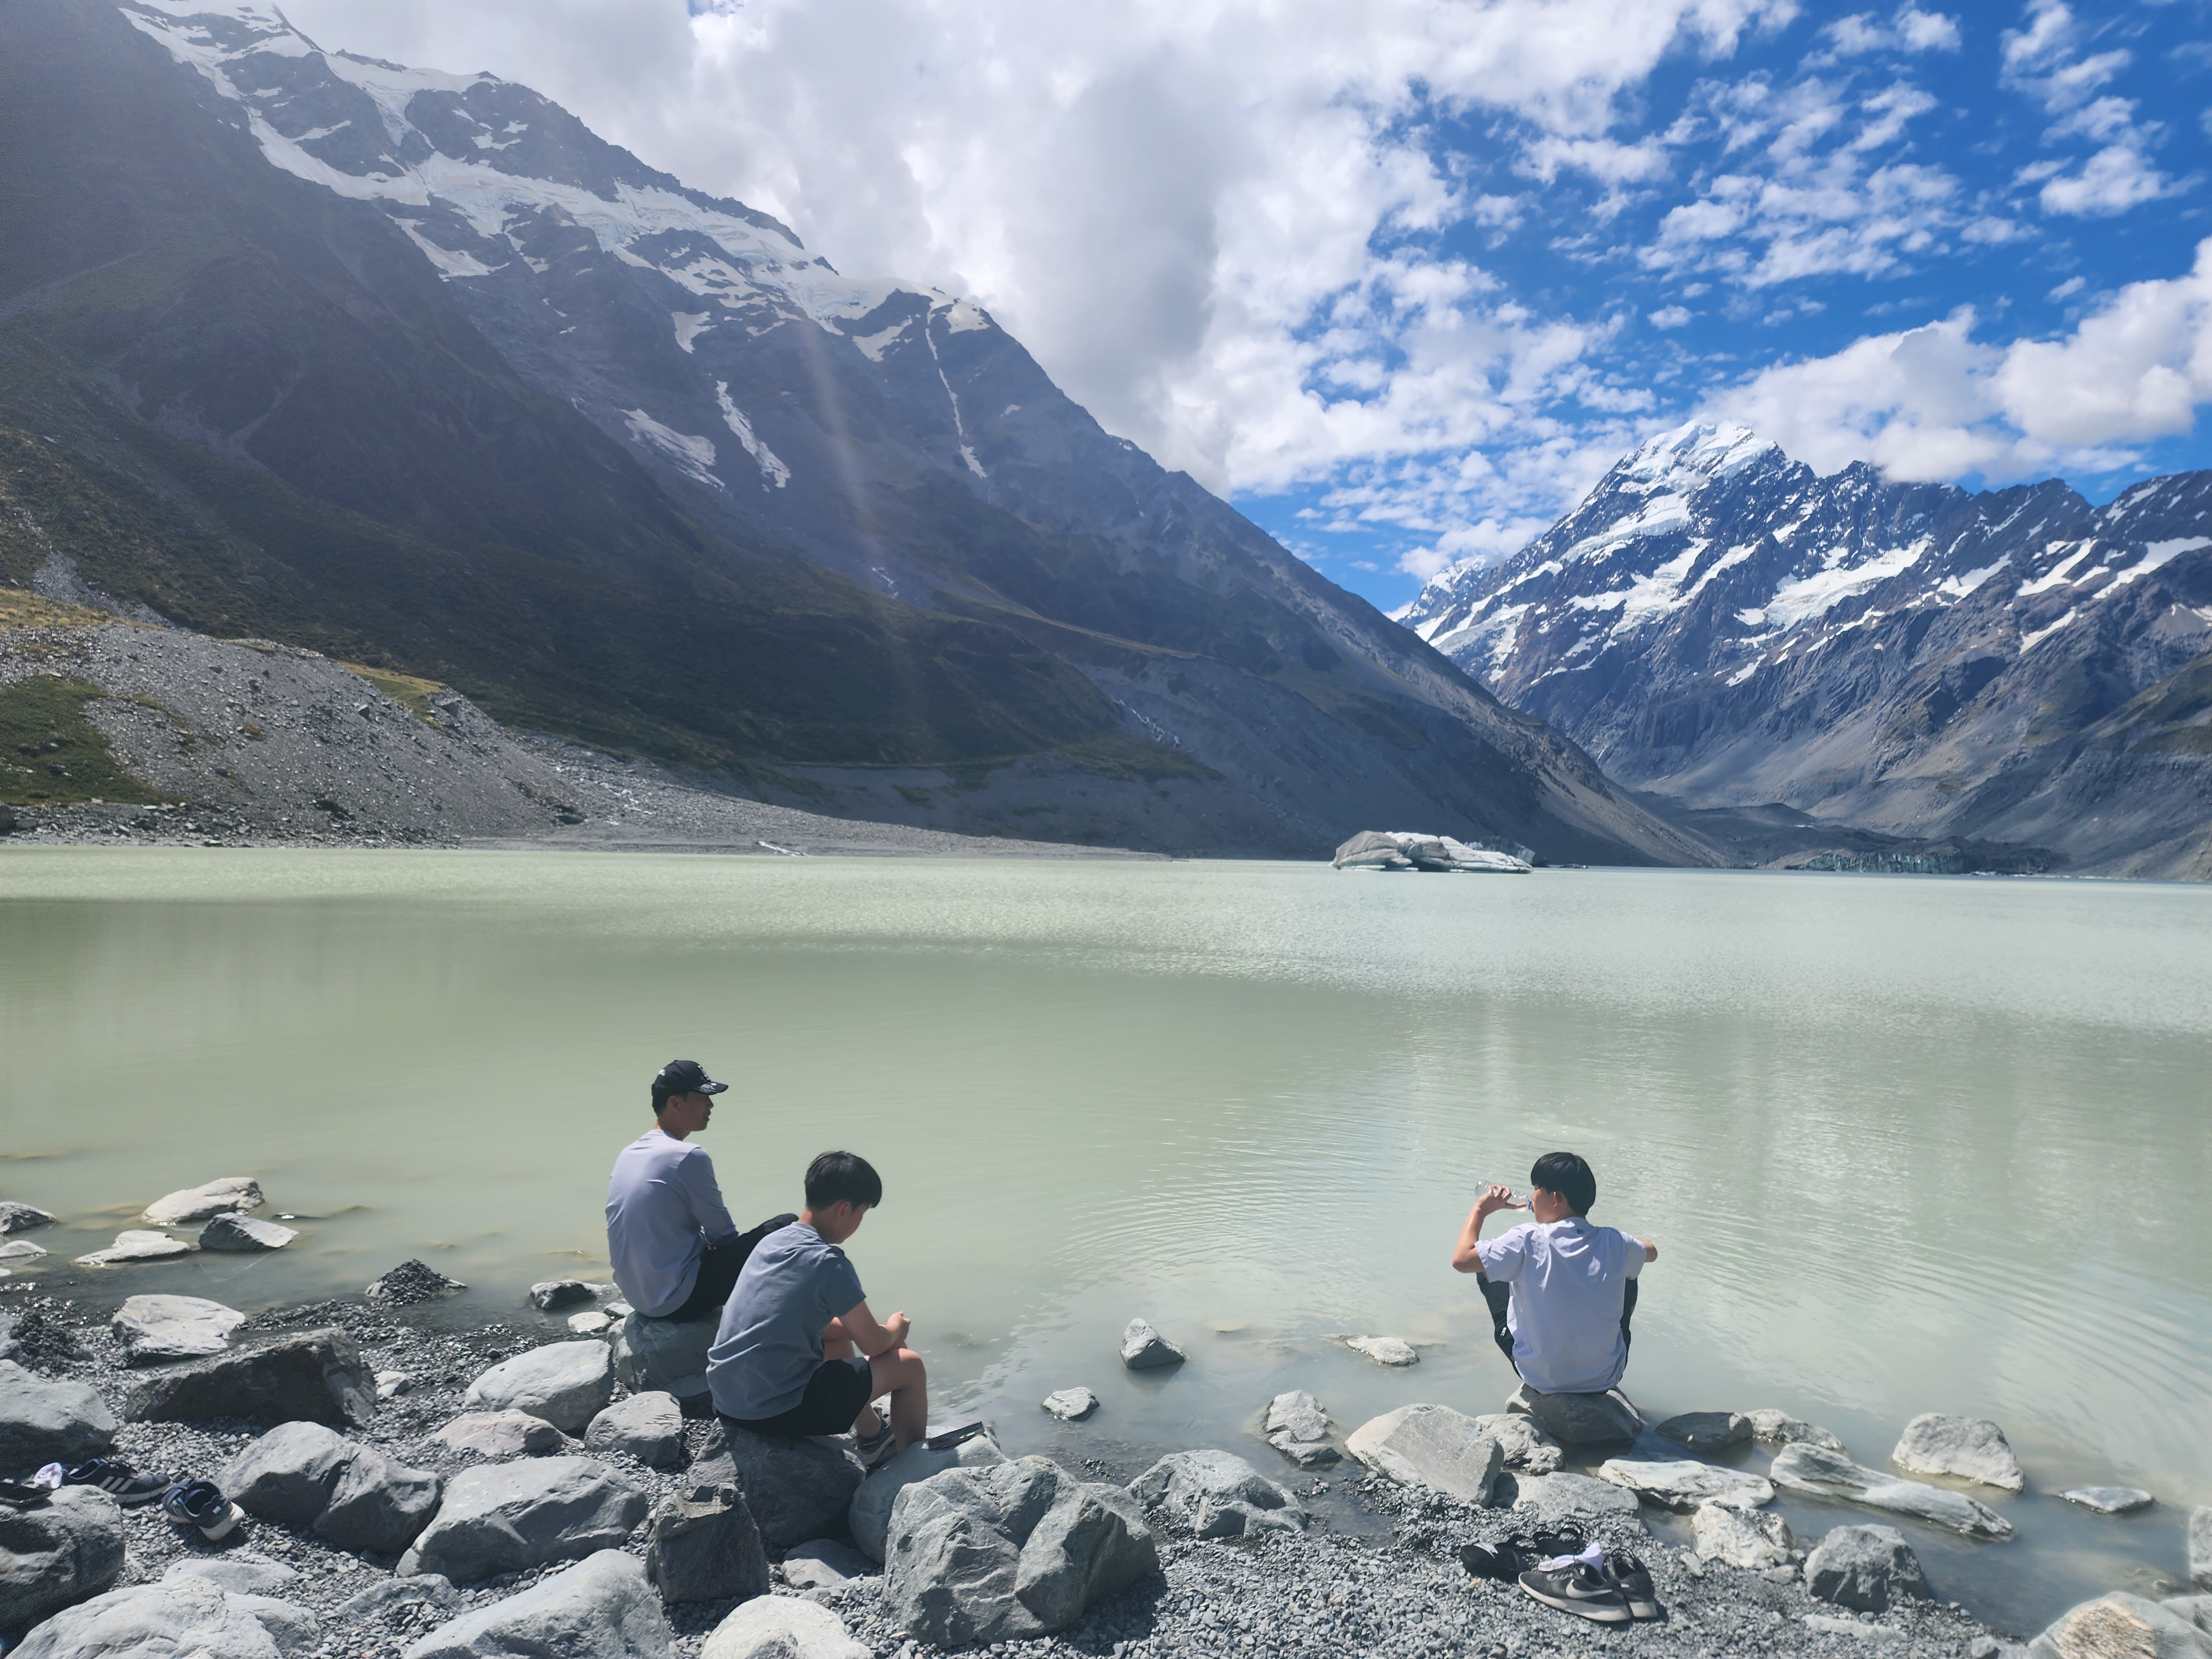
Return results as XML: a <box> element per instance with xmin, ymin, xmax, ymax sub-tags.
<box><xmin>657</xmin><ymin>1214</ymin><xmax>799</xmax><ymax>1325</ymax></box>
<box><xmin>720</xmin><ymin>1356</ymin><xmax>875</xmax><ymax>1439</ymax></box>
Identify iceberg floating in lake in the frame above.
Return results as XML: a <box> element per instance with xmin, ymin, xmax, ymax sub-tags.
<box><xmin>1331</xmin><ymin>831</ymin><xmax>1532</xmax><ymax>873</ymax></box>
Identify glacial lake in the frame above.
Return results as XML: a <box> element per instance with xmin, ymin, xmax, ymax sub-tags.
<box><xmin>2</xmin><ymin>848</ymin><xmax>2208</xmax><ymax>1634</ymax></box>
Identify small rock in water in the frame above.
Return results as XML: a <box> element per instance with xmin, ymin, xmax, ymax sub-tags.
<box><xmin>365</xmin><ymin>1258</ymin><xmax>467</xmax><ymax>1305</ymax></box>
<box><xmin>1262</xmin><ymin>1390</ymin><xmax>1340</xmax><ymax>1468</ymax></box>
<box><xmin>141</xmin><ymin>1176</ymin><xmax>263</xmax><ymax>1226</ymax></box>
<box><xmin>1769</xmin><ymin>1444</ymin><xmax>2012</xmax><ymax>1538</ymax></box>
<box><xmin>199</xmin><ymin>1213</ymin><xmax>298</xmax><ymax>1251</ymax></box>
<box><xmin>1804</xmin><ymin>1524</ymin><xmax>1931</xmax><ymax>1614</ymax></box>
<box><xmin>0</xmin><ymin>1202</ymin><xmax>57</xmax><ymax>1234</ymax></box>
<box><xmin>1655</xmin><ymin>1410</ymin><xmax>1752</xmax><ymax>1453</ymax></box>
<box><xmin>530</xmin><ymin>1279</ymin><xmax>594</xmax><ymax>1312</ymax></box>
<box><xmin>75</xmin><ymin>1229</ymin><xmax>194</xmax><ymax>1266</ymax></box>
<box><xmin>1890</xmin><ymin>1412</ymin><xmax>2025</xmax><ymax>1493</ymax></box>
<box><xmin>1746</xmin><ymin>1408</ymin><xmax>1847</xmax><ymax>1452</ymax></box>
<box><xmin>1472</xmin><ymin>1413</ymin><xmax>1562</xmax><ymax>1474</ymax></box>
<box><xmin>1693</xmin><ymin>1500</ymin><xmax>1796</xmax><ymax>1568</ymax></box>
<box><xmin>567</xmin><ymin>1309</ymin><xmax>612</xmax><ymax>1335</ymax></box>
<box><xmin>1120</xmin><ymin>1317</ymin><xmax>1186</xmax><ymax>1370</ymax></box>
<box><xmin>112</xmin><ymin>1293</ymin><xmax>246</xmax><ymax>1363</ymax></box>
<box><xmin>1130</xmin><ymin>1449</ymin><xmax>1306</xmax><ymax>1538</ymax></box>
<box><xmin>1596</xmin><ymin>1457</ymin><xmax>1773</xmax><ymax>1512</ymax></box>
<box><xmin>2192</xmin><ymin>1505</ymin><xmax>2212</xmax><ymax>1590</ymax></box>
<box><xmin>2059</xmin><ymin>1486</ymin><xmax>2153</xmax><ymax>1515</ymax></box>
<box><xmin>1337</xmin><ymin>1334</ymin><xmax>1418</xmax><ymax>1366</ymax></box>
<box><xmin>1042</xmin><ymin>1386</ymin><xmax>1099</xmax><ymax>1421</ymax></box>
<box><xmin>0</xmin><ymin>1238</ymin><xmax>48</xmax><ymax>1260</ymax></box>
<box><xmin>1345</xmin><ymin>1404</ymin><xmax>1503</xmax><ymax>1504</ymax></box>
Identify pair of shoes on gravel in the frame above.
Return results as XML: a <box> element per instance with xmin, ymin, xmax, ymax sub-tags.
<box><xmin>1458</xmin><ymin>1524</ymin><xmax>1589</xmax><ymax>1582</ymax></box>
<box><xmin>1516</xmin><ymin>1551</ymin><xmax>1663</xmax><ymax>1624</ymax></box>
<box><xmin>58</xmin><ymin>1459</ymin><xmax>242</xmax><ymax>1540</ymax></box>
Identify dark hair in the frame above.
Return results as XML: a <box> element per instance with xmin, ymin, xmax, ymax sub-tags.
<box><xmin>1530</xmin><ymin>1151</ymin><xmax>1596</xmax><ymax>1216</ymax></box>
<box><xmin>805</xmin><ymin>1151</ymin><xmax>883</xmax><ymax>1212</ymax></box>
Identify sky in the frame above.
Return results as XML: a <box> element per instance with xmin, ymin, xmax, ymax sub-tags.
<box><xmin>275</xmin><ymin>0</ymin><xmax>2212</xmax><ymax>612</ymax></box>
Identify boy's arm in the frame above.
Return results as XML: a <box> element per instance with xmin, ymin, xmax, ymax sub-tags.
<box><xmin>836</xmin><ymin>1301</ymin><xmax>911</xmax><ymax>1359</ymax></box>
<box><xmin>1450</xmin><ymin>1184</ymin><xmax>1520</xmax><ymax>1274</ymax></box>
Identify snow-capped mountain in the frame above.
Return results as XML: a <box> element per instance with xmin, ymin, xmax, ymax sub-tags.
<box><xmin>0</xmin><ymin>0</ymin><xmax>1710</xmax><ymax>863</ymax></box>
<box><xmin>1400</xmin><ymin>422</ymin><xmax>2212</xmax><ymax>877</ymax></box>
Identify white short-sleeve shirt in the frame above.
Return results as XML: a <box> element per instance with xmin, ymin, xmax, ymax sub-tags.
<box><xmin>1476</xmin><ymin>1215</ymin><xmax>1644</xmax><ymax>1395</ymax></box>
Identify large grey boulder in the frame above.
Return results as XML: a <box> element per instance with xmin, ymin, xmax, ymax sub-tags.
<box><xmin>1770</xmin><ymin>1444</ymin><xmax>2013</xmax><ymax>1538</ymax></box>
<box><xmin>200</xmin><ymin>1215</ymin><xmax>299</xmax><ymax>1253</ymax></box>
<box><xmin>11</xmin><ymin>1576</ymin><xmax>316</xmax><ymax>1659</ymax></box>
<box><xmin>1692</xmin><ymin>1501</ymin><xmax>1796</xmax><ymax>1568</ymax></box>
<box><xmin>643</xmin><ymin>1480</ymin><xmax>771</xmax><ymax>1605</ymax></box>
<box><xmin>401</xmin><ymin>1550</ymin><xmax>672</xmax><ymax>1659</ymax></box>
<box><xmin>2192</xmin><ymin>1506</ymin><xmax>2212</xmax><ymax>1590</ymax></box>
<box><xmin>398</xmin><ymin>1457</ymin><xmax>648</xmax><ymax>1585</ymax></box>
<box><xmin>585</xmin><ymin>1392</ymin><xmax>686</xmax><ymax>1468</ymax></box>
<box><xmin>1120</xmin><ymin>1318</ymin><xmax>1185</xmax><ymax>1370</ymax></box>
<box><xmin>849</xmin><ymin>1432</ymin><xmax>1006</xmax><ymax>1563</ymax></box>
<box><xmin>143</xmin><ymin>1177</ymin><xmax>263</xmax><ymax>1226</ymax></box>
<box><xmin>1891</xmin><ymin>1414</ymin><xmax>2026</xmax><ymax>1493</ymax></box>
<box><xmin>1472</xmin><ymin>1413</ymin><xmax>1562</xmax><ymax>1474</ymax></box>
<box><xmin>1345</xmin><ymin>1404</ymin><xmax>1503</xmax><ymax>1504</ymax></box>
<box><xmin>165</xmin><ymin>1557</ymin><xmax>299</xmax><ymax>1597</ymax></box>
<box><xmin>881</xmin><ymin>1456</ymin><xmax>1157</xmax><ymax>1647</ymax></box>
<box><xmin>696</xmin><ymin>1422</ymin><xmax>864</xmax><ymax>1551</ymax></box>
<box><xmin>1746</xmin><ymin>1408</ymin><xmax>1846</xmax><ymax>1451</ymax></box>
<box><xmin>222</xmin><ymin>1422</ymin><xmax>357</xmax><ymax>1525</ymax></box>
<box><xmin>0</xmin><ymin>1360</ymin><xmax>117</xmax><ymax>1468</ymax></box>
<box><xmin>1597</xmin><ymin>1457</ymin><xmax>1773</xmax><ymax>1512</ymax></box>
<box><xmin>1500</xmin><ymin>1471</ymin><xmax>1642</xmax><ymax>1528</ymax></box>
<box><xmin>0</xmin><ymin>1488</ymin><xmax>125</xmax><ymax>1634</ymax></box>
<box><xmin>782</xmin><ymin>1541</ymin><xmax>873</xmax><ymax>1590</ymax></box>
<box><xmin>1262</xmin><ymin>1390</ymin><xmax>1340</xmax><ymax>1469</ymax></box>
<box><xmin>2026</xmin><ymin>1593</ymin><xmax>2212</xmax><ymax>1659</ymax></box>
<box><xmin>1129</xmin><ymin>1449</ymin><xmax>1305</xmax><ymax>1538</ymax></box>
<box><xmin>462</xmin><ymin>1342</ymin><xmax>615</xmax><ymax>1435</ymax></box>
<box><xmin>0</xmin><ymin>1202</ymin><xmax>56</xmax><ymax>1234</ymax></box>
<box><xmin>112</xmin><ymin>1294</ymin><xmax>246</xmax><ymax>1364</ymax></box>
<box><xmin>1653</xmin><ymin>1411</ymin><xmax>1751</xmax><ymax>1454</ymax></box>
<box><xmin>125</xmin><ymin>1328</ymin><xmax>374</xmax><ymax>1428</ymax></box>
<box><xmin>432</xmin><ymin>1411</ymin><xmax>575</xmax><ymax>1459</ymax></box>
<box><xmin>75</xmin><ymin>1230</ymin><xmax>192</xmax><ymax>1266</ymax></box>
<box><xmin>316</xmin><ymin>1444</ymin><xmax>444</xmax><ymax>1554</ymax></box>
<box><xmin>611</xmin><ymin>1314</ymin><xmax>717</xmax><ymax>1402</ymax></box>
<box><xmin>1507</xmin><ymin>1382</ymin><xmax>1643</xmax><ymax>1447</ymax></box>
<box><xmin>702</xmin><ymin>1598</ymin><xmax>870</xmax><ymax>1659</ymax></box>
<box><xmin>1805</xmin><ymin>1525</ymin><xmax>1930</xmax><ymax>1613</ymax></box>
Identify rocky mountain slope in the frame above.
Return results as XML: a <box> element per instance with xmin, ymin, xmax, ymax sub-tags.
<box><xmin>1400</xmin><ymin>424</ymin><xmax>2212</xmax><ymax>879</ymax></box>
<box><xmin>0</xmin><ymin>0</ymin><xmax>1708</xmax><ymax>865</ymax></box>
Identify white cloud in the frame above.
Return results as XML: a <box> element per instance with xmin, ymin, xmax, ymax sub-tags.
<box><xmin>1822</xmin><ymin>6</ymin><xmax>1961</xmax><ymax>57</ymax></box>
<box><xmin>1650</xmin><ymin>304</ymin><xmax>1694</xmax><ymax>327</ymax></box>
<box><xmin>1705</xmin><ymin>238</ymin><xmax>2212</xmax><ymax>475</ymax></box>
<box><xmin>2038</xmin><ymin>145</ymin><xmax>2172</xmax><ymax>216</ymax></box>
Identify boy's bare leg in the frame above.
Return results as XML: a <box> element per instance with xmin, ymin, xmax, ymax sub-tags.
<box><xmin>867</xmin><ymin>1347</ymin><xmax>929</xmax><ymax>1451</ymax></box>
<box><xmin>822</xmin><ymin>1318</ymin><xmax>888</xmax><ymax>1438</ymax></box>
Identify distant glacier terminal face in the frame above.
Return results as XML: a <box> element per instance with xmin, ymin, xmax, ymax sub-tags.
<box><xmin>1397</xmin><ymin>420</ymin><xmax>2212</xmax><ymax>880</ymax></box>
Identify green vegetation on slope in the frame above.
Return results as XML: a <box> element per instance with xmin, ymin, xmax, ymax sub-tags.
<box><xmin>0</xmin><ymin>675</ymin><xmax>161</xmax><ymax>805</ymax></box>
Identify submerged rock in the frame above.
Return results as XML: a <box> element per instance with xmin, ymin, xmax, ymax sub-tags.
<box><xmin>199</xmin><ymin>1214</ymin><xmax>298</xmax><ymax>1252</ymax></box>
<box><xmin>1337</xmin><ymin>1334</ymin><xmax>1418</xmax><ymax>1366</ymax></box>
<box><xmin>0</xmin><ymin>1203</ymin><xmax>58</xmax><ymax>1234</ymax></box>
<box><xmin>1769</xmin><ymin>1444</ymin><xmax>2013</xmax><ymax>1538</ymax></box>
<box><xmin>1746</xmin><ymin>1408</ymin><xmax>1847</xmax><ymax>1452</ymax></box>
<box><xmin>2060</xmin><ymin>1486</ymin><xmax>2154</xmax><ymax>1515</ymax></box>
<box><xmin>112</xmin><ymin>1294</ymin><xmax>246</xmax><ymax>1364</ymax></box>
<box><xmin>703</xmin><ymin>1596</ymin><xmax>870</xmax><ymax>1659</ymax></box>
<box><xmin>1596</xmin><ymin>1457</ymin><xmax>1772</xmax><ymax>1512</ymax></box>
<box><xmin>1262</xmin><ymin>1390</ymin><xmax>1340</xmax><ymax>1468</ymax></box>
<box><xmin>2192</xmin><ymin>1505</ymin><xmax>2212</xmax><ymax>1590</ymax></box>
<box><xmin>643</xmin><ymin>1480</ymin><xmax>770</xmax><ymax>1605</ymax></box>
<box><xmin>1472</xmin><ymin>1412</ymin><xmax>1563</xmax><ymax>1475</ymax></box>
<box><xmin>142</xmin><ymin>1177</ymin><xmax>263</xmax><ymax>1227</ymax></box>
<box><xmin>1119</xmin><ymin>1318</ymin><xmax>1185</xmax><ymax>1370</ymax></box>
<box><xmin>0</xmin><ymin>1359</ymin><xmax>118</xmax><ymax>1468</ymax></box>
<box><xmin>0</xmin><ymin>1239</ymin><xmax>47</xmax><ymax>1262</ymax></box>
<box><xmin>1042</xmin><ymin>1387</ymin><xmax>1098</xmax><ymax>1422</ymax></box>
<box><xmin>1655</xmin><ymin>1411</ymin><xmax>1751</xmax><ymax>1454</ymax></box>
<box><xmin>463</xmin><ymin>1341</ymin><xmax>615</xmax><ymax>1435</ymax></box>
<box><xmin>530</xmin><ymin>1280</ymin><xmax>596</xmax><ymax>1312</ymax></box>
<box><xmin>126</xmin><ymin>1328</ymin><xmax>375</xmax><ymax>1428</ymax></box>
<box><xmin>0</xmin><ymin>1486</ymin><xmax>126</xmax><ymax>1634</ymax></box>
<box><xmin>1805</xmin><ymin>1525</ymin><xmax>1930</xmax><ymax>1614</ymax></box>
<box><xmin>1507</xmin><ymin>1382</ymin><xmax>1643</xmax><ymax>1447</ymax></box>
<box><xmin>1891</xmin><ymin>1413</ymin><xmax>2025</xmax><ymax>1493</ymax></box>
<box><xmin>75</xmin><ymin>1230</ymin><xmax>192</xmax><ymax>1266</ymax></box>
<box><xmin>1129</xmin><ymin>1449</ymin><xmax>1305</xmax><ymax>1538</ymax></box>
<box><xmin>1692</xmin><ymin>1500</ymin><xmax>1796</xmax><ymax>1568</ymax></box>
<box><xmin>1345</xmin><ymin>1405</ymin><xmax>1503</xmax><ymax>1504</ymax></box>
<box><xmin>400</xmin><ymin>1548</ymin><xmax>672</xmax><ymax>1659</ymax></box>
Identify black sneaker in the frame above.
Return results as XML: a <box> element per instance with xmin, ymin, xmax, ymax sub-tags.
<box><xmin>0</xmin><ymin>1480</ymin><xmax>50</xmax><ymax>1509</ymax></box>
<box><xmin>62</xmin><ymin>1459</ymin><xmax>170</xmax><ymax>1506</ymax></box>
<box><xmin>161</xmin><ymin>1479</ymin><xmax>244</xmax><ymax>1542</ymax></box>
<box><xmin>1517</xmin><ymin>1561</ymin><xmax>1632</xmax><ymax>1624</ymax></box>
<box><xmin>1459</xmin><ymin>1540</ymin><xmax>1531</xmax><ymax>1581</ymax></box>
<box><xmin>1604</xmin><ymin>1552</ymin><xmax>1663</xmax><ymax>1621</ymax></box>
<box><xmin>855</xmin><ymin>1421</ymin><xmax>899</xmax><ymax>1472</ymax></box>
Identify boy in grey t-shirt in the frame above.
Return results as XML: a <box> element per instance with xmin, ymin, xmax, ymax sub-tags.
<box><xmin>707</xmin><ymin>1151</ymin><xmax>928</xmax><ymax>1464</ymax></box>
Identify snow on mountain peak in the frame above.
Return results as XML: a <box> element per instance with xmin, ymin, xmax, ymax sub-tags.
<box><xmin>1619</xmin><ymin>421</ymin><xmax>1778</xmax><ymax>492</ymax></box>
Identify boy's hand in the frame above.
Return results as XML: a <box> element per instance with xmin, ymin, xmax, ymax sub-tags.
<box><xmin>1473</xmin><ymin>1183</ymin><xmax>1517</xmax><ymax>1221</ymax></box>
<box><xmin>883</xmin><ymin>1312</ymin><xmax>911</xmax><ymax>1345</ymax></box>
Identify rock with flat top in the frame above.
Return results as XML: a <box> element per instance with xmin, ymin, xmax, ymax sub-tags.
<box><xmin>463</xmin><ymin>1341</ymin><xmax>614</xmax><ymax>1434</ymax></box>
<box><xmin>1345</xmin><ymin>1404</ymin><xmax>1503</xmax><ymax>1504</ymax></box>
<box><xmin>2025</xmin><ymin>1593</ymin><xmax>2212</xmax><ymax>1659</ymax></box>
<box><xmin>1891</xmin><ymin>1413</ymin><xmax>2025</xmax><ymax>1493</ymax></box>
<box><xmin>1693</xmin><ymin>1500</ymin><xmax>1796</xmax><ymax>1568</ymax></box>
<box><xmin>849</xmin><ymin>1433</ymin><xmax>1006</xmax><ymax>1562</ymax></box>
<box><xmin>142</xmin><ymin>1177</ymin><xmax>263</xmax><ymax>1227</ymax></box>
<box><xmin>0</xmin><ymin>1202</ymin><xmax>56</xmax><ymax>1234</ymax></box>
<box><xmin>1119</xmin><ymin>1318</ymin><xmax>1185</xmax><ymax>1370</ymax></box>
<box><xmin>697</xmin><ymin>1421</ymin><xmax>865</xmax><ymax>1551</ymax></box>
<box><xmin>1472</xmin><ymin>1413</ymin><xmax>1563</xmax><ymax>1474</ymax></box>
<box><xmin>1500</xmin><ymin>1471</ymin><xmax>1642</xmax><ymax>1528</ymax></box>
<box><xmin>400</xmin><ymin>1548</ymin><xmax>672</xmax><ymax>1659</ymax></box>
<box><xmin>434</xmin><ymin>1411</ymin><xmax>575</xmax><ymax>1458</ymax></box>
<box><xmin>399</xmin><ymin>1457</ymin><xmax>648</xmax><ymax>1585</ymax></box>
<box><xmin>1747</xmin><ymin>1408</ymin><xmax>1847</xmax><ymax>1451</ymax></box>
<box><xmin>0</xmin><ymin>1486</ymin><xmax>125</xmax><ymax>1634</ymax></box>
<box><xmin>165</xmin><ymin>1557</ymin><xmax>299</xmax><ymax>1597</ymax></box>
<box><xmin>0</xmin><ymin>1359</ymin><xmax>118</xmax><ymax>1468</ymax></box>
<box><xmin>703</xmin><ymin>1596</ymin><xmax>870</xmax><ymax>1659</ymax></box>
<box><xmin>1805</xmin><ymin>1525</ymin><xmax>1929</xmax><ymax>1614</ymax></box>
<box><xmin>1338</xmin><ymin>1334</ymin><xmax>1418</xmax><ymax>1366</ymax></box>
<box><xmin>9</xmin><ymin>1575</ymin><xmax>317</xmax><ymax>1659</ymax></box>
<box><xmin>782</xmin><ymin>1540</ymin><xmax>872</xmax><ymax>1590</ymax></box>
<box><xmin>611</xmin><ymin>1313</ymin><xmax>717</xmax><ymax>1402</ymax></box>
<box><xmin>1042</xmin><ymin>1387</ymin><xmax>1098</xmax><ymax>1422</ymax></box>
<box><xmin>1597</xmin><ymin>1457</ymin><xmax>1772</xmax><ymax>1512</ymax></box>
<box><xmin>569</xmin><ymin>1311</ymin><xmax>611</xmax><ymax>1335</ymax></box>
<box><xmin>75</xmin><ymin>1230</ymin><xmax>193</xmax><ymax>1266</ymax></box>
<box><xmin>1262</xmin><ymin>1390</ymin><xmax>1340</xmax><ymax>1468</ymax></box>
<box><xmin>112</xmin><ymin>1294</ymin><xmax>246</xmax><ymax>1363</ymax></box>
<box><xmin>200</xmin><ymin>1214</ymin><xmax>299</xmax><ymax>1252</ymax></box>
<box><xmin>1770</xmin><ymin>1443</ymin><xmax>2013</xmax><ymax>1538</ymax></box>
<box><xmin>585</xmin><ymin>1392</ymin><xmax>686</xmax><ymax>1468</ymax></box>
<box><xmin>1655</xmin><ymin>1411</ymin><xmax>1751</xmax><ymax>1453</ymax></box>
<box><xmin>1129</xmin><ymin>1449</ymin><xmax>1305</xmax><ymax>1538</ymax></box>
<box><xmin>643</xmin><ymin>1480</ymin><xmax>770</xmax><ymax>1605</ymax></box>
<box><xmin>2060</xmin><ymin>1486</ymin><xmax>2154</xmax><ymax>1515</ymax></box>
<box><xmin>1507</xmin><ymin>1381</ymin><xmax>1644</xmax><ymax>1447</ymax></box>
<box><xmin>126</xmin><ymin>1328</ymin><xmax>375</xmax><ymax>1427</ymax></box>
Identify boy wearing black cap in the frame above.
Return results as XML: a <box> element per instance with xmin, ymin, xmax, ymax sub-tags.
<box><xmin>604</xmin><ymin>1059</ymin><xmax>796</xmax><ymax>1323</ymax></box>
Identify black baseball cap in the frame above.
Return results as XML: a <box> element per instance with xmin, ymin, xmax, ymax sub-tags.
<box><xmin>653</xmin><ymin>1060</ymin><xmax>727</xmax><ymax>1099</ymax></box>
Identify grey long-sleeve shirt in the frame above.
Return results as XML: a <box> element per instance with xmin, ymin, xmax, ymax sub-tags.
<box><xmin>605</xmin><ymin>1128</ymin><xmax>738</xmax><ymax>1317</ymax></box>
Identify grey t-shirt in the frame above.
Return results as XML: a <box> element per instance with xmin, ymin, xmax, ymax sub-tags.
<box><xmin>604</xmin><ymin>1129</ymin><xmax>739</xmax><ymax>1318</ymax></box>
<box><xmin>707</xmin><ymin>1222</ymin><xmax>867</xmax><ymax>1420</ymax></box>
